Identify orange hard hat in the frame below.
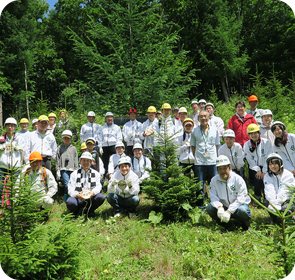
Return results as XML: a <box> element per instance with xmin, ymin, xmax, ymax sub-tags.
<box><xmin>29</xmin><ymin>151</ymin><xmax>43</xmax><ymax>161</ymax></box>
<box><xmin>248</xmin><ymin>95</ymin><xmax>258</xmax><ymax>102</ymax></box>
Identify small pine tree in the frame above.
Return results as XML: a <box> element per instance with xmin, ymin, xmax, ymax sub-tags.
<box><xmin>142</xmin><ymin>119</ymin><xmax>202</xmax><ymax>221</ymax></box>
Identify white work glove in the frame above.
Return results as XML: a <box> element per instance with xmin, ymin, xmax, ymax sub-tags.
<box><xmin>43</xmin><ymin>196</ymin><xmax>54</xmax><ymax>207</ymax></box>
<box><xmin>268</xmin><ymin>204</ymin><xmax>281</xmax><ymax>211</ymax></box>
<box><xmin>111</xmin><ymin>179</ymin><xmax>119</xmax><ymax>187</ymax></box>
<box><xmin>14</xmin><ymin>146</ymin><xmax>23</xmax><ymax>151</ymax></box>
<box><xmin>217</xmin><ymin>207</ymin><xmax>225</xmax><ymax>219</ymax></box>
<box><xmin>220</xmin><ymin>211</ymin><xmax>231</xmax><ymax>223</ymax></box>
<box><xmin>56</xmin><ymin>170</ymin><xmax>61</xmax><ymax>181</ymax></box>
<box><xmin>99</xmin><ymin>147</ymin><xmax>103</xmax><ymax>154</ymax></box>
<box><xmin>0</xmin><ymin>145</ymin><xmax>5</xmax><ymax>152</ymax></box>
<box><xmin>127</xmin><ymin>178</ymin><xmax>132</xmax><ymax>187</ymax></box>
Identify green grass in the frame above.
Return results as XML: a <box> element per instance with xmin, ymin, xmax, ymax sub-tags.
<box><xmin>47</xmin><ymin>190</ymin><xmax>289</xmax><ymax>280</ymax></box>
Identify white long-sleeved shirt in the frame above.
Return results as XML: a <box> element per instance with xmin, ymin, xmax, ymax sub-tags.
<box><xmin>27</xmin><ymin>130</ymin><xmax>57</xmax><ymax>161</ymax></box>
<box><xmin>108</xmin><ymin>153</ymin><xmax>130</xmax><ymax>175</ymax></box>
<box><xmin>243</xmin><ymin>137</ymin><xmax>272</xmax><ymax>173</ymax></box>
<box><xmin>177</xmin><ymin>132</ymin><xmax>195</xmax><ymax>164</ymax></box>
<box><xmin>68</xmin><ymin>168</ymin><xmax>102</xmax><ymax>198</ymax></box>
<box><xmin>218</xmin><ymin>143</ymin><xmax>244</xmax><ymax>170</ymax></box>
<box><xmin>0</xmin><ymin>133</ymin><xmax>27</xmax><ymax>168</ymax></box>
<box><xmin>122</xmin><ymin>119</ymin><xmax>143</xmax><ymax>146</ymax></box>
<box><xmin>260</xmin><ymin>124</ymin><xmax>275</xmax><ymax>147</ymax></box>
<box><xmin>273</xmin><ymin>133</ymin><xmax>295</xmax><ymax>172</ymax></box>
<box><xmin>17</xmin><ymin>130</ymin><xmax>31</xmax><ymax>142</ymax></box>
<box><xmin>264</xmin><ymin>169</ymin><xmax>294</xmax><ymax>211</ymax></box>
<box><xmin>139</xmin><ymin>118</ymin><xmax>159</xmax><ymax>149</ymax></box>
<box><xmin>209</xmin><ymin>171</ymin><xmax>251</xmax><ymax>213</ymax></box>
<box><xmin>107</xmin><ymin>169</ymin><xmax>140</xmax><ymax>198</ymax></box>
<box><xmin>209</xmin><ymin>115</ymin><xmax>224</xmax><ymax>141</ymax></box>
<box><xmin>130</xmin><ymin>155</ymin><xmax>151</xmax><ymax>182</ymax></box>
<box><xmin>99</xmin><ymin>123</ymin><xmax>122</xmax><ymax>147</ymax></box>
<box><xmin>80</xmin><ymin>122</ymin><xmax>101</xmax><ymax>144</ymax></box>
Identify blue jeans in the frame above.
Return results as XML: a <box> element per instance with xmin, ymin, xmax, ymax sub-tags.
<box><xmin>61</xmin><ymin>170</ymin><xmax>72</xmax><ymax>201</ymax></box>
<box><xmin>193</xmin><ymin>165</ymin><xmax>217</xmax><ymax>189</ymax></box>
<box><xmin>107</xmin><ymin>193</ymin><xmax>140</xmax><ymax>213</ymax></box>
<box><xmin>206</xmin><ymin>203</ymin><xmax>251</xmax><ymax>229</ymax></box>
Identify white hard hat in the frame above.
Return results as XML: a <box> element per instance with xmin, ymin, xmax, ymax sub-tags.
<box><xmin>266</xmin><ymin>153</ymin><xmax>283</xmax><ymax>168</ymax></box>
<box><xmin>271</xmin><ymin>121</ymin><xmax>286</xmax><ymax>132</ymax></box>
<box><xmin>261</xmin><ymin>109</ymin><xmax>273</xmax><ymax>117</ymax></box>
<box><xmin>115</xmin><ymin>141</ymin><xmax>125</xmax><ymax>148</ymax></box>
<box><xmin>61</xmin><ymin>130</ymin><xmax>72</xmax><ymax>138</ymax></box>
<box><xmin>32</xmin><ymin>118</ymin><xmax>38</xmax><ymax>124</ymax></box>
<box><xmin>191</xmin><ymin>100</ymin><xmax>198</xmax><ymax>105</ymax></box>
<box><xmin>4</xmin><ymin>117</ymin><xmax>17</xmax><ymax>126</ymax></box>
<box><xmin>105</xmin><ymin>112</ymin><xmax>113</xmax><ymax>117</ymax></box>
<box><xmin>118</xmin><ymin>156</ymin><xmax>131</xmax><ymax>166</ymax></box>
<box><xmin>86</xmin><ymin>137</ymin><xmax>96</xmax><ymax>144</ymax></box>
<box><xmin>80</xmin><ymin>152</ymin><xmax>93</xmax><ymax>160</ymax></box>
<box><xmin>127</xmin><ymin>130</ymin><xmax>135</xmax><ymax>141</ymax></box>
<box><xmin>199</xmin><ymin>99</ymin><xmax>206</xmax><ymax>104</ymax></box>
<box><xmin>87</xmin><ymin>111</ymin><xmax>95</xmax><ymax>117</ymax></box>
<box><xmin>205</xmin><ymin>102</ymin><xmax>215</xmax><ymax>110</ymax></box>
<box><xmin>223</xmin><ymin>129</ymin><xmax>235</xmax><ymax>138</ymax></box>
<box><xmin>216</xmin><ymin>155</ymin><xmax>231</xmax><ymax>167</ymax></box>
<box><xmin>133</xmin><ymin>143</ymin><xmax>143</xmax><ymax>150</ymax></box>
<box><xmin>179</xmin><ymin>107</ymin><xmax>187</xmax><ymax>113</ymax></box>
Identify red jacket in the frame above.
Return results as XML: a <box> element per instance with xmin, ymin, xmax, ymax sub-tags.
<box><xmin>227</xmin><ymin>114</ymin><xmax>258</xmax><ymax>147</ymax></box>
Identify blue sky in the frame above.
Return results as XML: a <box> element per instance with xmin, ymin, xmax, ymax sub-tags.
<box><xmin>46</xmin><ymin>0</ymin><xmax>58</xmax><ymax>10</ymax></box>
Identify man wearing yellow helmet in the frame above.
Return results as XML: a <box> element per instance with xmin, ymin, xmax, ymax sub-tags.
<box><xmin>48</xmin><ymin>113</ymin><xmax>57</xmax><ymax>135</ymax></box>
<box><xmin>17</xmin><ymin>118</ymin><xmax>30</xmax><ymax>142</ymax></box>
<box><xmin>27</xmin><ymin>115</ymin><xmax>57</xmax><ymax>170</ymax></box>
<box><xmin>244</xmin><ymin>123</ymin><xmax>272</xmax><ymax>205</ymax></box>
<box><xmin>139</xmin><ymin>106</ymin><xmax>159</xmax><ymax>156</ymax></box>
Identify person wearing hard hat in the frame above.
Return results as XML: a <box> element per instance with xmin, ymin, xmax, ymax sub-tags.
<box><xmin>177</xmin><ymin>118</ymin><xmax>195</xmax><ymax>176</ymax></box>
<box><xmin>260</xmin><ymin>109</ymin><xmax>275</xmax><ymax>146</ymax></box>
<box><xmin>66</xmin><ymin>152</ymin><xmax>105</xmax><ymax>217</ymax></box>
<box><xmin>122</xmin><ymin>108</ymin><xmax>143</xmax><ymax>157</ymax></box>
<box><xmin>172</xmin><ymin>107</ymin><xmax>180</xmax><ymax>123</ymax></box>
<box><xmin>246</xmin><ymin>95</ymin><xmax>264</xmax><ymax>126</ymax></box>
<box><xmin>0</xmin><ymin>117</ymin><xmax>27</xmax><ymax>187</ymax></box>
<box><xmin>157</xmin><ymin>103</ymin><xmax>179</xmax><ymax>139</ymax></box>
<box><xmin>27</xmin><ymin>115</ymin><xmax>57</xmax><ymax>170</ymax></box>
<box><xmin>205</xmin><ymin>103</ymin><xmax>224</xmax><ymax>142</ymax></box>
<box><xmin>18</xmin><ymin>151</ymin><xmax>57</xmax><ymax>209</ymax></box>
<box><xmin>81</xmin><ymin>142</ymin><xmax>87</xmax><ymax>153</ymax></box>
<box><xmin>56</xmin><ymin>109</ymin><xmax>78</xmax><ymax>142</ymax></box>
<box><xmin>264</xmin><ymin>153</ymin><xmax>295</xmax><ymax>224</ymax></box>
<box><xmin>244</xmin><ymin>124</ymin><xmax>272</xmax><ymax>205</ymax></box>
<box><xmin>198</xmin><ymin>99</ymin><xmax>207</xmax><ymax>111</ymax></box>
<box><xmin>17</xmin><ymin>118</ymin><xmax>31</xmax><ymax>142</ymax></box>
<box><xmin>108</xmin><ymin>141</ymin><xmax>130</xmax><ymax>179</ymax></box>
<box><xmin>80</xmin><ymin>111</ymin><xmax>102</xmax><ymax>152</ymax></box>
<box><xmin>227</xmin><ymin>101</ymin><xmax>258</xmax><ymax>147</ymax></box>
<box><xmin>271</xmin><ymin>121</ymin><xmax>295</xmax><ymax>176</ymax></box>
<box><xmin>131</xmin><ymin>143</ymin><xmax>152</xmax><ymax>183</ymax></box>
<box><xmin>32</xmin><ymin>118</ymin><xmax>38</xmax><ymax>131</ymax></box>
<box><xmin>99</xmin><ymin>112</ymin><xmax>123</xmax><ymax>174</ymax></box>
<box><xmin>56</xmin><ymin>130</ymin><xmax>79</xmax><ymax>202</ymax></box>
<box><xmin>139</xmin><ymin>106</ymin><xmax>159</xmax><ymax>156</ymax></box>
<box><xmin>206</xmin><ymin>155</ymin><xmax>252</xmax><ymax>231</ymax></box>
<box><xmin>47</xmin><ymin>113</ymin><xmax>57</xmax><ymax>134</ymax></box>
<box><xmin>218</xmin><ymin>129</ymin><xmax>244</xmax><ymax>176</ymax></box>
<box><xmin>189</xmin><ymin>100</ymin><xmax>199</xmax><ymax>127</ymax></box>
<box><xmin>176</xmin><ymin>107</ymin><xmax>188</xmax><ymax>135</ymax></box>
<box><xmin>107</xmin><ymin>157</ymin><xmax>140</xmax><ymax>218</ymax></box>
<box><xmin>190</xmin><ymin>110</ymin><xmax>219</xmax><ymax>189</ymax></box>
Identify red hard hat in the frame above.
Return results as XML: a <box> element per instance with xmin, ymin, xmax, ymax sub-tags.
<box><xmin>248</xmin><ymin>95</ymin><xmax>258</xmax><ymax>102</ymax></box>
<box><xmin>128</xmin><ymin>108</ymin><xmax>138</xmax><ymax>115</ymax></box>
<box><xmin>29</xmin><ymin>151</ymin><xmax>43</xmax><ymax>161</ymax></box>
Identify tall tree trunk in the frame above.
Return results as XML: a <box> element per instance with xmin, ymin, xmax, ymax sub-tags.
<box><xmin>24</xmin><ymin>62</ymin><xmax>30</xmax><ymax>120</ymax></box>
<box><xmin>221</xmin><ymin>76</ymin><xmax>229</xmax><ymax>102</ymax></box>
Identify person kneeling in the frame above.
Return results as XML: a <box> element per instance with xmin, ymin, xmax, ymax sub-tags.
<box><xmin>264</xmin><ymin>153</ymin><xmax>295</xmax><ymax>225</ymax></box>
<box><xmin>107</xmin><ymin>157</ymin><xmax>140</xmax><ymax>218</ymax></box>
<box><xmin>206</xmin><ymin>155</ymin><xmax>252</xmax><ymax>231</ymax></box>
<box><xmin>66</xmin><ymin>152</ymin><xmax>105</xmax><ymax>217</ymax></box>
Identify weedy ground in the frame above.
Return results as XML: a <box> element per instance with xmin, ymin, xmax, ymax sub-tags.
<box><xmin>48</xmin><ymin>187</ymin><xmax>290</xmax><ymax>280</ymax></box>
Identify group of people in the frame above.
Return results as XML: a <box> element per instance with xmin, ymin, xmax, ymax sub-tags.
<box><xmin>0</xmin><ymin>95</ymin><xmax>294</xmax><ymax>228</ymax></box>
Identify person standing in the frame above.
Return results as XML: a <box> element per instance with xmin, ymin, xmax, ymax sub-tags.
<box><xmin>47</xmin><ymin>113</ymin><xmax>57</xmax><ymax>135</ymax></box>
<box><xmin>189</xmin><ymin>100</ymin><xmax>199</xmax><ymax>127</ymax></box>
<box><xmin>17</xmin><ymin>118</ymin><xmax>30</xmax><ymax>142</ymax></box>
<box><xmin>122</xmin><ymin>108</ymin><xmax>143</xmax><ymax>157</ymax></box>
<box><xmin>246</xmin><ymin>95</ymin><xmax>264</xmax><ymax>126</ymax></box>
<box><xmin>260</xmin><ymin>109</ymin><xmax>275</xmax><ymax>146</ymax></box>
<box><xmin>205</xmin><ymin>103</ymin><xmax>224</xmax><ymax>142</ymax></box>
<box><xmin>56</xmin><ymin>110</ymin><xmax>78</xmax><ymax>142</ymax></box>
<box><xmin>80</xmin><ymin>111</ymin><xmax>101</xmax><ymax>149</ymax></box>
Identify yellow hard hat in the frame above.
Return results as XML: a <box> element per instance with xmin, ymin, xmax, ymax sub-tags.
<box><xmin>147</xmin><ymin>106</ymin><xmax>157</xmax><ymax>113</ymax></box>
<box><xmin>20</xmin><ymin>118</ymin><xmax>29</xmax><ymax>124</ymax></box>
<box><xmin>38</xmin><ymin>115</ymin><xmax>49</xmax><ymax>122</ymax></box>
<box><xmin>161</xmin><ymin>103</ymin><xmax>171</xmax><ymax>110</ymax></box>
<box><xmin>48</xmin><ymin>113</ymin><xmax>57</xmax><ymax>118</ymax></box>
<box><xmin>247</xmin><ymin>123</ymin><xmax>260</xmax><ymax>134</ymax></box>
<box><xmin>183</xmin><ymin>118</ymin><xmax>194</xmax><ymax>125</ymax></box>
<box><xmin>81</xmin><ymin>142</ymin><xmax>87</xmax><ymax>150</ymax></box>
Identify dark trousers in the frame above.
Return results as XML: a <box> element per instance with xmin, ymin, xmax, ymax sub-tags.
<box><xmin>42</xmin><ymin>156</ymin><xmax>51</xmax><ymax>170</ymax></box>
<box><xmin>249</xmin><ymin>167</ymin><xmax>264</xmax><ymax>197</ymax></box>
<box><xmin>126</xmin><ymin>146</ymin><xmax>134</xmax><ymax>158</ymax></box>
<box><xmin>102</xmin><ymin>145</ymin><xmax>116</xmax><ymax>174</ymax></box>
<box><xmin>66</xmin><ymin>193</ymin><xmax>105</xmax><ymax>215</ymax></box>
<box><xmin>179</xmin><ymin>162</ymin><xmax>194</xmax><ymax>176</ymax></box>
<box><xmin>107</xmin><ymin>193</ymin><xmax>140</xmax><ymax>213</ymax></box>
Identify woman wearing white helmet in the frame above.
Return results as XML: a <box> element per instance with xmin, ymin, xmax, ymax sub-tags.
<box><xmin>107</xmin><ymin>156</ymin><xmax>140</xmax><ymax>218</ymax></box>
<box><xmin>264</xmin><ymin>153</ymin><xmax>295</xmax><ymax>224</ymax></box>
<box><xmin>271</xmin><ymin>121</ymin><xmax>295</xmax><ymax>176</ymax></box>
